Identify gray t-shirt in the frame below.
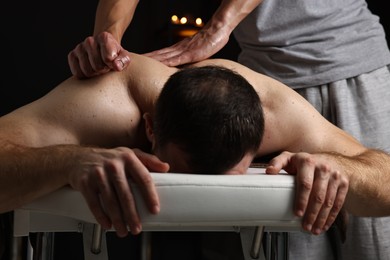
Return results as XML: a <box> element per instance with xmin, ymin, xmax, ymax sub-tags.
<box><xmin>233</xmin><ymin>0</ymin><xmax>390</xmax><ymax>89</ymax></box>
<box><xmin>234</xmin><ymin>1</ymin><xmax>390</xmax><ymax>260</ymax></box>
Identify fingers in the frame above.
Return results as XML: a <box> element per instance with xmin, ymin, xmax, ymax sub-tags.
<box><xmin>68</xmin><ymin>36</ymin><xmax>109</xmax><ymax>78</ymax></box>
<box><xmin>296</xmin><ymin>165</ymin><xmax>347</xmax><ymax>235</ymax></box>
<box><xmin>97</xmin><ymin>164</ymin><xmax>131</xmax><ymax>237</ymax></box>
<box><xmin>97</xmin><ymin>32</ymin><xmax>131</xmax><ymax>71</ymax></box>
<box><xmin>81</xmin><ymin>163</ymin><xmax>133</xmax><ymax>237</ymax></box>
<box><xmin>304</xmin><ymin>172</ymin><xmax>348</xmax><ymax>235</ymax></box>
<box><xmin>306</xmin><ymin>176</ymin><xmax>334</xmax><ymax>234</ymax></box>
<box><xmin>147</xmin><ymin>48</ymin><xmax>200</xmax><ymax>67</ymax></box>
<box><xmin>72</xmin><ymin>147</ymin><xmax>163</xmax><ymax>237</ymax></box>
<box><xmin>104</xmin><ymin>148</ymin><xmax>162</xmax><ymax>236</ymax></box>
<box><xmin>81</xmin><ymin>183</ymin><xmax>112</xmax><ymax>231</ymax></box>
<box><xmin>266</xmin><ymin>151</ymin><xmax>293</xmax><ymax>174</ymax></box>
<box><xmin>123</xmin><ymin>150</ymin><xmax>161</xmax><ymax>216</ymax></box>
<box><xmin>295</xmin><ymin>156</ymin><xmax>349</xmax><ymax>235</ymax></box>
<box><xmin>312</xmin><ymin>173</ymin><xmax>348</xmax><ymax>234</ymax></box>
<box><xmin>294</xmin><ymin>157</ymin><xmax>316</xmax><ymax>219</ymax></box>
<box><xmin>144</xmin><ymin>39</ymin><xmax>188</xmax><ymax>58</ymax></box>
<box><xmin>101</xmin><ymin>148</ymin><xmax>163</xmax><ymax>235</ymax></box>
<box><xmin>147</xmin><ymin>23</ymin><xmax>231</xmax><ymax>66</ymax></box>
<box><xmin>144</xmin><ymin>36</ymin><xmax>208</xmax><ymax>67</ymax></box>
<box><xmin>266</xmin><ymin>152</ymin><xmax>349</xmax><ymax>235</ymax></box>
<box><xmin>133</xmin><ymin>148</ymin><xmax>170</xmax><ymax>173</ymax></box>
<box><xmin>145</xmin><ymin>47</ymin><xmax>189</xmax><ymax>67</ymax></box>
<box><xmin>144</xmin><ymin>45</ymin><xmax>182</xmax><ymax>60</ymax></box>
<box><xmin>68</xmin><ymin>32</ymin><xmax>130</xmax><ymax>78</ymax></box>
<box><xmin>112</xmin><ymin>54</ymin><xmax>131</xmax><ymax>71</ymax></box>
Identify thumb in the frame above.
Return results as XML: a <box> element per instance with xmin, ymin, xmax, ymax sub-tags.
<box><xmin>265</xmin><ymin>163</ymin><xmax>282</xmax><ymax>175</ymax></box>
<box><xmin>112</xmin><ymin>53</ymin><xmax>131</xmax><ymax>71</ymax></box>
<box><xmin>134</xmin><ymin>149</ymin><xmax>170</xmax><ymax>173</ymax></box>
<box><xmin>265</xmin><ymin>151</ymin><xmax>292</xmax><ymax>174</ymax></box>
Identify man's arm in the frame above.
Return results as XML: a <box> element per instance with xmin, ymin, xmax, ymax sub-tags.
<box><xmin>0</xmin><ymin>138</ymin><xmax>167</xmax><ymax>237</ymax></box>
<box><xmin>0</xmin><ymin>140</ymin><xmax>70</xmax><ymax>213</ymax></box>
<box><xmin>329</xmin><ymin>149</ymin><xmax>390</xmax><ymax>217</ymax></box>
<box><xmin>262</xmin><ymin>95</ymin><xmax>390</xmax><ymax>233</ymax></box>
<box><xmin>191</xmin><ymin>57</ymin><xmax>390</xmax><ymax>234</ymax></box>
<box><xmin>267</xmin><ymin>149</ymin><xmax>390</xmax><ymax>229</ymax></box>
<box><xmin>250</xmin><ymin>66</ymin><xmax>390</xmax><ymax>231</ymax></box>
<box><xmin>0</xmin><ymin>57</ymin><xmax>172</xmax><ymax>236</ymax></box>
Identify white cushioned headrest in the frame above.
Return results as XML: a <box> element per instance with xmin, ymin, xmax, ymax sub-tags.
<box><xmin>18</xmin><ymin>168</ymin><xmax>300</xmax><ymax>230</ymax></box>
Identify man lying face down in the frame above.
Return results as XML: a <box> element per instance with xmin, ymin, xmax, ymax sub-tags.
<box><xmin>150</xmin><ymin>65</ymin><xmax>264</xmax><ymax>174</ymax></box>
<box><xmin>0</xmin><ymin>53</ymin><xmax>389</xmax><ymax>239</ymax></box>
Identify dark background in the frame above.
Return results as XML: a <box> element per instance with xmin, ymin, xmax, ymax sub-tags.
<box><xmin>0</xmin><ymin>0</ymin><xmax>228</xmax><ymax>116</ymax></box>
<box><xmin>0</xmin><ymin>1</ymin><xmax>389</xmax><ymax>259</ymax></box>
<box><xmin>1</xmin><ymin>0</ymin><xmax>388</xmax><ymax>116</ymax></box>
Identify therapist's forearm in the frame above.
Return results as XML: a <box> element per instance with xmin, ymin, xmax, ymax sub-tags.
<box><xmin>94</xmin><ymin>0</ymin><xmax>139</xmax><ymax>41</ymax></box>
<box><xmin>209</xmin><ymin>0</ymin><xmax>263</xmax><ymax>33</ymax></box>
<box><xmin>332</xmin><ymin>149</ymin><xmax>390</xmax><ymax>217</ymax></box>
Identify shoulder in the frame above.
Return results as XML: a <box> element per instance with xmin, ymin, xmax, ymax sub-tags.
<box><xmin>0</xmin><ymin>72</ymin><xmax>141</xmax><ymax>148</ymax></box>
<box><xmin>121</xmin><ymin>52</ymin><xmax>178</xmax><ymax>109</ymax></box>
<box><xmin>123</xmin><ymin>52</ymin><xmax>178</xmax><ymax>86</ymax></box>
<box><xmin>190</xmin><ymin>59</ymin><xmax>280</xmax><ymax>91</ymax></box>
<box><xmin>190</xmin><ymin>59</ymin><xmax>364</xmax><ymax>157</ymax></box>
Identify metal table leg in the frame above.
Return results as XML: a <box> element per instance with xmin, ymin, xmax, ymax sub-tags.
<box><xmin>82</xmin><ymin>224</ymin><xmax>108</xmax><ymax>260</ymax></box>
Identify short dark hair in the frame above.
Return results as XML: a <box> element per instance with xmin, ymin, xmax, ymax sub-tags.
<box><xmin>154</xmin><ymin>65</ymin><xmax>264</xmax><ymax>173</ymax></box>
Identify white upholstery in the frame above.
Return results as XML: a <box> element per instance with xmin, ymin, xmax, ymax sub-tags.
<box><xmin>13</xmin><ymin>168</ymin><xmax>302</xmax><ymax>260</ymax></box>
<box><xmin>14</xmin><ymin>168</ymin><xmax>301</xmax><ymax>236</ymax></box>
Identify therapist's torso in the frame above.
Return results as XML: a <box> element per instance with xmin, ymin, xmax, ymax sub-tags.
<box><xmin>233</xmin><ymin>0</ymin><xmax>390</xmax><ymax>89</ymax></box>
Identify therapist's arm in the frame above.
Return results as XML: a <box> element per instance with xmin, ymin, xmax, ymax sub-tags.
<box><xmin>145</xmin><ymin>0</ymin><xmax>263</xmax><ymax>66</ymax></box>
<box><xmin>94</xmin><ymin>0</ymin><xmax>138</xmax><ymax>41</ymax></box>
<box><xmin>68</xmin><ymin>0</ymin><xmax>139</xmax><ymax>78</ymax></box>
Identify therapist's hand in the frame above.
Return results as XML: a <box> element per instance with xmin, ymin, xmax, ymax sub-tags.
<box><xmin>266</xmin><ymin>151</ymin><xmax>349</xmax><ymax>235</ymax></box>
<box><xmin>68</xmin><ymin>147</ymin><xmax>169</xmax><ymax>237</ymax></box>
<box><xmin>144</xmin><ymin>24</ymin><xmax>231</xmax><ymax>67</ymax></box>
<box><xmin>68</xmin><ymin>32</ymin><xmax>131</xmax><ymax>79</ymax></box>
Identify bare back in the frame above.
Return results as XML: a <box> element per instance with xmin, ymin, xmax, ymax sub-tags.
<box><xmin>189</xmin><ymin>58</ymin><xmax>365</xmax><ymax>157</ymax></box>
<box><xmin>0</xmin><ymin>52</ymin><xmax>363</xmax><ymax>158</ymax></box>
<box><xmin>0</xmin><ymin>53</ymin><xmax>177</xmax><ymax>150</ymax></box>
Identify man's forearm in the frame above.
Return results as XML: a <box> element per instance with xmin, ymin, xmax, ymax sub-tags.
<box><xmin>0</xmin><ymin>141</ymin><xmax>78</xmax><ymax>213</ymax></box>
<box><xmin>94</xmin><ymin>0</ymin><xmax>139</xmax><ymax>41</ymax></box>
<box><xmin>332</xmin><ymin>149</ymin><xmax>390</xmax><ymax>216</ymax></box>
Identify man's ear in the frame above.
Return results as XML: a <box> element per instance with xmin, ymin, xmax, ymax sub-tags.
<box><xmin>143</xmin><ymin>113</ymin><xmax>154</xmax><ymax>143</ymax></box>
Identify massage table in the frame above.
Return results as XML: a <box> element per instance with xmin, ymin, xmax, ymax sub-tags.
<box><xmin>13</xmin><ymin>167</ymin><xmax>302</xmax><ymax>260</ymax></box>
